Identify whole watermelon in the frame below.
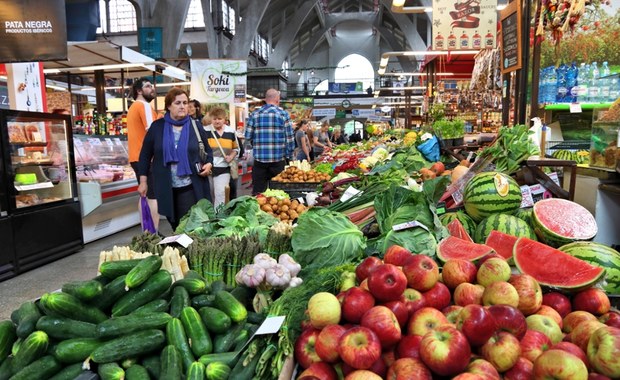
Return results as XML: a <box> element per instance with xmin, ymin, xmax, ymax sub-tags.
<box><xmin>439</xmin><ymin>211</ymin><xmax>477</xmax><ymax>237</ymax></box>
<box><xmin>513</xmin><ymin>207</ymin><xmax>534</xmax><ymax>227</ymax></box>
<box><xmin>560</xmin><ymin>242</ymin><xmax>620</xmax><ymax>294</ymax></box>
<box><xmin>463</xmin><ymin>172</ymin><xmax>522</xmax><ymax>222</ymax></box>
<box><xmin>473</xmin><ymin>213</ymin><xmax>537</xmax><ymax>243</ymax></box>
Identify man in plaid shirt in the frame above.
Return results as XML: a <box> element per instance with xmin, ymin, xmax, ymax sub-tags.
<box><xmin>244</xmin><ymin>88</ymin><xmax>295</xmax><ymax>194</ymax></box>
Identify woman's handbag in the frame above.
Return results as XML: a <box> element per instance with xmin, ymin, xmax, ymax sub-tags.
<box><xmin>191</xmin><ymin>119</ymin><xmax>208</xmax><ymax>163</ymax></box>
<box><xmin>211</xmin><ymin>129</ymin><xmax>239</xmax><ymax>179</ymax></box>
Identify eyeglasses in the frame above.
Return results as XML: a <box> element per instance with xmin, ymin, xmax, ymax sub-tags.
<box><xmin>142</xmin><ymin>83</ymin><xmax>153</xmax><ymax>89</ymax></box>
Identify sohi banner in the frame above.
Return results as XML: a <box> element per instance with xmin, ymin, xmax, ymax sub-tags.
<box><xmin>0</xmin><ymin>0</ymin><xmax>68</xmax><ymax>63</ymax></box>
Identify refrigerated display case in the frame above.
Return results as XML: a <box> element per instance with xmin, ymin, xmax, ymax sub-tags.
<box><xmin>0</xmin><ymin>110</ymin><xmax>83</xmax><ymax>280</ymax></box>
<box><xmin>73</xmin><ymin>134</ymin><xmax>140</xmax><ymax>243</ymax></box>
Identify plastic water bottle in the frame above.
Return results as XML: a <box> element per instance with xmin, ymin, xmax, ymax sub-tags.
<box><xmin>589</xmin><ymin>62</ymin><xmax>600</xmax><ymax>103</ymax></box>
<box><xmin>567</xmin><ymin>62</ymin><xmax>578</xmax><ymax>103</ymax></box>
<box><xmin>538</xmin><ymin>67</ymin><xmax>547</xmax><ymax>104</ymax></box>
<box><xmin>556</xmin><ymin>64</ymin><xmax>568</xmax><ymax>103</ymax></box>
<box><xmin>546</xmin><ymin>66</ymin><xmax>557</xmax><ymax>104</ymax></box>
<box><xmin>601</xmin><ymin>61</ymin><xmax>611</xmax><ymax>102</ymax></box>
<box><xmin>610</xmin><ymin>72</ymin><xmax>619</xmax><ymax>102</ymax></box>
<box><xmin>577</xmin><ymin>63</ymin><xmax>589</xmax><ymax>103</ymax></box>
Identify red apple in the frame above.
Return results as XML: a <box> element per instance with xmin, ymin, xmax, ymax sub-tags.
<box><xmin>338</xmin><ymin>326</ymin><xmax>382</xmax><ymax>370</ymax></box>
<box><xmin>481</xmin><ymin>331</ymin><xmax>521</xmax><ymax>372</ymax></box>
<box><xmin>520</xmin><ymin>329</ymin><xmax>552</xmax><ymax>363</ymax></box>
<box><xmin>294</xmin><ymin>328</ymin><xmax>322</xmax><ymax>369</ymax></box>
<box><xmin>476</xmin><ymin>257</ymin><xmax>511</xmax><ymax>287</ymax></box>
<box><xmin>402</xmin><ymin>255</ymin><xmax>439</xmax><ymax>292</ymax></box>
<box><xmin>533</xmin><ymin>349</ymin><xmax>588</xmax><ymax>379</ymax></box>
<box><xmin>441</xmin><ymin>259</ymin><xmax>477</xmax><ymax>289</ymax></box>
<box><xmin>542</xmin><ymin>292</ymin><xmax>572</xmax><ymax>318</ymax></box>
<box><xmin>407</xmin><ymin>306</ymin><xmax>450</xmax><ymax>336</ymax></box>
<box><xmin>476</xmin><ymin>252</ymin><xmax>504</xmax><ymax>268</ymax></box>
<box><xmin>298</xmin><ymin>362</ymin><xmax>338</xmax><ymax>380</ymax></box>
<box><xmin>570</xmin><ymin>319</ymin><xmax>605</xmax><ymax>352</ymax></box>
<box><xmin>383</xmin><ymin>300</ymin><xmax>409</xmax><ymax>329</ymax></box>
<box><xmin>315</xmin><ymin>324</ymin><xmax>347</xmax><ymax>363</ymax></box>
<box><xmin>382</xmin><ymin>348</ymin><xmax>396</xmax><ymax>367</ymax></box>
<box><xmin>422</xmin><ymin>281</ymin><xmax>451</xmax><ymax>310</ymax></box>
<box><xmin>360</xmin><ymin>306</ymin><xmax>402</xmax><ymax>348</ymax></box>
<box><xmin>563</xmin><ymin>310</ymin><xmax>598</xmax><ymax>334</ymax></box>
<box><xmin>509</xmin><ymin>274</ymin><xmax>543</xmax><ymax>316</ymax></box>
<box><xmin>341</xmin><ymin>286</ymin><xmax>375</xmax><ymax>324</ymax></box>
<box><xmin>453</xmin><ymin>283</ymin><xmax>485</xmax><ymax>306</ymax></box>
<box><xmin>400</xmin><ymin>288</ymin><xmax>427</xmax><ymax>316</ymax></box>
<box><xmin>419</xmin><ymin>325</ymin><xmax>472</xmax><ymax>377</ymax></box>
<box><xmin>386</xmin><ymin>357</ymin><xmax>432</xmax><ymax>379</ymax></box>
<box><xmin>442</xmin><ymin>305</ymin><xmax>464</xmax><ymax>324</ymax></box>
<box><xmin>396</xmin><ymin>334</ymin><xmax>423</xmax><ymax>359</ymax></box>
<box><xmin>572</xmin><ymin>288</ymin><xmax>611</xmax><ymax>316</ymax></box>
<box><xmin>482</xmin><ymin>281</ymin><xmax>519</xmax><ymax>308</ymax></box>
<box><xmin>367</xmin><ymin>356</ymin><xmax>387</xmax><ymax>378</ymax></box>
<box><xmin>367</xmin><ymin>264</ymin><xmax>407</xmax><ymax>302</ymax></box>
<box><xmin>487</xmin><ymin>304</ymin><xmax>528</xmax><ymax>339</ymax></box>
<box><xmin>344</xmin><ymin>369</ymin><xmax>382</xmax><ymax>380</ymax></box>
<box><xmin>552</xmin><ymin>341</ymin><xmax>589</xmax><ymax>369</ymax></box>
<box><xmin>463</xmin><ymin>358</ymin><xmax>501</xmax><ymax>380</ymax></box>
<box><xmin>599</xmin><ymin>311</ymin><xmax>620</xmax><ymax>329</ymax></box>
<box><xmin>383</xmin><ymin>245</ymin><xmax>414</xmax><ymax>266</ymax></box>
<box><xmin>536</xmin><ymin>304</ymin><xmax>563</xmax><ymax>329</ymax></box>
<box><xmin>589</xmin><ymin>373</ymin><xmax>613</xmax><ymax>380</ymax></box>
<box><xmin>587</xmin><ymin>325</ymin><xmax>620</xmax><ymax>378</ymax></box>
<box><xmin>355</xmin><ymin>256</ymin><xmax>383</xmax><ymax>282</ymax></box>
<box><xmin>503</xmin><ymin>357</ymin><xmax>534</xmax><ymax>380</ymax></box>
<box><xmin>455</xmin><ymin>304</ymin><xmax>498</xmax><ymax>346</ymax></box>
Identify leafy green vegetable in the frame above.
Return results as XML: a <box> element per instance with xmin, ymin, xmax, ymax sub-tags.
<box><xmin>291</xmin><ymin>208</ymin><xmax>366</xmax><ymax>273</ymax></box>
<box><xmin>175</xmin><ymin>198</ymin><xmax>216</xmax><ymax>234</ymax></box>
<box><xmin>378</xmin><ymin>228</ymin><xmax>438</xmax><ymax>257</ymax></box>
<box><xmin>480</xmin><ymin>124</ymin><xmax>540</xmax><ymax>174</ymax></box>
<box><xmin>314</xmin><ymin>162</ymin><xmax>334</xmax><ymax>175</ymax></box>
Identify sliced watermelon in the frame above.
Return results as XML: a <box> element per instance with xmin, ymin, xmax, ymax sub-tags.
<box><xmin>532</xmin><ymin>198</ymin><xmax>598</xmax><ymax>248</ymax></box>
<box><xmin>485</xmin><ymin>230</ymin><xmax>518</xmax><ymax>261</ymax></box>
<box><xmin>446</xmin><ymin>218</ymin><xmax>474</xmax><ymax>242</ymax></box>
<box><xmin>436</xmin><ymin>235</ymin><xmax>495</xmax><ymax>262</ymax></box>
<box><xmin>513</xmin><ymin>237</ymin><xmax>605</xmax><ymax>291</ymax></box>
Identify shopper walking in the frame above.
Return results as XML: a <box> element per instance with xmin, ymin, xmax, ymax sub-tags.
<box><xmin>137</xmin><ymin>87</ymin><xmax>214</xmax><ymax>231</ymax></box>
<box><xmin>244</xmin><ymin>88</ymin><xmax>295</xmax><ymax>194</ymax></box>
<box><xmin>127</xmin><ymin>77</ymin><xmax>161</xmax><ymax>232</ymax></box>
<box><xmin>205</xmin><ymin>107</ymin><xmax>239</xmax><ymax>208</ymax></box>
<box><xmin>295</xmin><ymin>119</ymin><xmax>312</xmax><ymax>161</ymax></box>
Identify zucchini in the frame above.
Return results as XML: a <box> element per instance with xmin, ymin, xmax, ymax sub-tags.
<box><xmin>125</xmin><ymin>255</ymin><xmax>162</xmax><ymax>290</ymax></box>
<box><xmin>12</xmin><ymin>331</ymin><xmax>49</xmax><ymax>374</ymax></box>
<box><xmin>96</xmin><ymin>312</ymin><xmax>172</xmax><ymax>339</ymax></box>
<box><xmin>48</xmin><ymin>362</ymin><xmax>85</xmax><ymax>380</ymax></box>
<box><xmin>98</xmin><ymin>362</ymin><xmax>125</xmax><ymax>380</ymax></box>
<box><xmin>214</xmin><ymin>290</ymin><xmax>247</xmax><ymax>323</ymax></box>
<box><xmin>198</xmin><ymin>306</ymin><xmax>231</xmax><ymax>334</ymax></box>
<box><xmin>0</xmin><ymin>357</ymin><xmax>12</xmax><ymax>380</ymax></box>
<box><xmin>212</xmin><ymin>323</ymin><xmax>244</xmax><ymax>353</ymax></box>
<box><xmin>191</xmin><ymin>294</ymin><xmax>215</xmax><ymax>309</ymax></box>
<box><xmin>90</xmin><ymin>329</ymin><xmax>166</xmax><ymax>363</ymax></box>
<box><xmin>169</xmin><ymin>285</ymin><xmax>190</xmax><ymax>318</ymax></box>
<box><xmin>205</xmin><ymin>362</ymin><xmax>231</xmax><ymax>380</ymax></box>
<box><xmin>187</xmin><ymin>361</ymin><xmax>205</xmax><ymax>380</ymax></box>
<box><xmin>160</xmin><ymin>345</ymin><xmax>182</xmax><ymax>380</ymax></box>
<box><xmin>61</xmin><ymin>279</ymin><xmax>104</xmax><ymax>302</ymax></box>
<box><xmin>40</xmin><ymin>292</ymin><xmax>107</xmax><ymax>324</ymax></box>
<box><xmin>131</xmin><ymin>298</ymin><xmax>169</xmax><ymax>315</ymax></box>
<box><xmin>9</xmin><ymin>355</ymin><xmax>61</xmax><ymax>380</ymax></box>
<box><xmin>180</xmin><ymin>307</ymin><xmax>212</xmax><ymax>357</ymax></box>
<box><xmin>111</xmin><ymin>270</ymin><xmax>172</xmax><ymax>317</ymax></box>
<box><xmin>35</xmin><ymin>316</ymin><xmax>97</xmax><ymax>340</ymax></box>
<box><xmin>0</xmin><ymin>320</ymin><xmax>16</xmax><ymax>362</ymax></box>
<box><xmin>197</xmin><ymin>351</ymin><xmax>240</xmax><ymax>368</ymax></box>
<box><xmin>125</xmin><ymin>364</ymin><xmax>150</xmax><ymax>380</ymax></box>
<box><xmin>52</xmin><ymin>337</ymin><xmax>103</xmax><ymax>363</ymax></box>
<box><xmin>166</xmin><ymin>318</ymin><xmax>195</xmax><ymax>372</ymax></box>
<box><xmin>89</xmin><ymin>274</ymin><xmax>128</xmax><ymax>312</ymax></box>
<box><xmin>15</xmin><ymin>301</ymin><xmax>41</xmax><ymax>339</ymax></box>
<box><xmin>141</xmin><ymin>355</ymin><xmax>161</xmax><ymax>379</ymax></box>
<box><xmin>247</xmin><ymin>311</ymin><xmax>266</xmax><ymax>325</ymax></box>
<box><xmin>173</xmin><ymin>277</ymin><xmax>207</xmax><ymax>295</ymax></box>
<box><xmin>99</xmin><ymin>259</ymin><xmax>142</xmax><ymax>279</ymax></box>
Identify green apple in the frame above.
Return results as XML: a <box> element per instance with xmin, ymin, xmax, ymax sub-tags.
<box><xmin>533</xmin><ymin>349</ymin><xmax>588</xmax><ymax>379</ymax></box>
<box><xmin>587</xmin><ymin>325</ymin><xmax>620</xmax><ymax>378</ymax></box>
<box><xmin>526</xmin><ymin>314</ymin><xmax>563</xmax><ymax>344</ymax></box>
<box><xmin>482</xmin><ymin>281</ymin><xmax>519</xmax><ymax>308</ymax></box>
<box><xmin>476</xmin><ymin>257</ymin><xmax>511</xmax><ymax>287</ymax></box>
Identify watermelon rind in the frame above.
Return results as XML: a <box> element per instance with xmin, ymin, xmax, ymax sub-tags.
<box><xmin>473</xmin><ymin>213</ymin><xmax>537</xmax><ymax>244</ymax></box>
<box><xmin>440</xmin><ymin>211</ymin><xmax>477</xmax><ymax>237</ymax></box>
<box><xmin>446</xmin><ymin>218</ymin><xmax>474</xmax><ymax>242</ymax></box>
<box><xmin>513</xmin><ymin>207</ymin><xmax>534</xmax><ymax>227</ymax></box>
<box><xmin>485</xmin><ymin>230</ymin><xmax>519</xmax><ymax>262</ymax></box>
<box><xmin>436</xmin><ymin>235</ymin><xmax>495</xmax><ymax>263</ymax></box>
<box><xmin>513</xmin><ymin>237</ymin><xmax>605</xmax><ymax>291</ymax></box>
<box><xmin>532</xmin><ymin>198</ymin><xmax>598</xmax><ymax>248</ymax></box>
<box><xmin>560</xmin><ymin>241</ymin><xmax>620</xmax><ymax>295</ymax></box>
<box><xmin>462</xmin><ymin>172</ymin><xmax>522</xmax><ymax>223</ymax></box>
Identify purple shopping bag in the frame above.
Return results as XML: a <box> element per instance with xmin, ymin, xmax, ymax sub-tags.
<box><xmin>140</xmin><ymin>196</ymin><xmax>157</xmax><ymax>234</ymax></box>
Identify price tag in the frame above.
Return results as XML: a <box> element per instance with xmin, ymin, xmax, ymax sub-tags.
<box><xmin>392</xmin><ymin>220</ymin><xmax>430</xmax><ymax>232</ymax></box>
<box><xmin>340</xmin><ymin>186</ymin><xmax>361</xmax><ymax>203</ymax></box>
<box><xmin>436</xmin><ymin>202</ymin><xmax>447</xmax><ymax>216</ymax></box>
<box><xmin>88</xmin><ymin>138</ymin><xmax>103</xmax><ymax>146</ymax></box>
<box><xmin>158</xmin><ymin>233</ymin><xmax>194</xmax><ymax>248</ymax></box>
<box><xmin>452</xmin><ymin>188</ymin><xmax>464</xmax><ymax>205</ymax></box>
<box><xmin>569</xmin><ymin>103</ymin><xmax>582</xmax><ymax>113</ymax></box>
<box><xmin>104</xmin><ymin>138</ymin><xmax>114</xmax><ymax>146</ymax></box>
<box><xmin>297</xmin><ymin>197</ymin><xmax>306</xmax><ymax>205</ymax></box>
<box><xmin>255</xmin><ymin>316</ymin><xmax>286</xmax><ymax>335</ymax></box>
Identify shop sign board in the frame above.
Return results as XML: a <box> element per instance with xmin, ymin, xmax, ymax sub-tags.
<box><xmin>352</xmin><ymin>109</ymin><xmax>377</xmax><ymax>118</ymax></box>
<box><xmin>0</xmin><ymin>0</ymin><xmax>67</xmax><ymax>62</ymax></box>
<box><xmin>191</xmin><ymin>59</ymin><xmax>247</xmax><ymax>104</ymax></box>
<box><xmin>328</xmin><ymin>82</ymin><xmax>364</xmax><ymax>94</ymax></box>
<box><xmin>312</xmin><ymin>108</ymin><xmax>336</xmax><ymax>118</ymax></box>
<box><xmin>500</xmin><ymin>0</ymin><xmax>522</xmax><ymax>74</ymax></box>
<box><xmin>432</xmin><ymin>0</ymin><xmax>497</xmax><ymax>51</ymax></box>
<box><xmin>138</xmin><ymin>27</ymin><xmax>162</xmax><ymax>60</ymax></box>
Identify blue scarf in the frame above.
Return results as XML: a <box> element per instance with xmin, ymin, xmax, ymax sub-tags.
<box><xmin>162</xmin><ymin>112</ymin><xmax>192</xmax><ymax>176</ymax></box>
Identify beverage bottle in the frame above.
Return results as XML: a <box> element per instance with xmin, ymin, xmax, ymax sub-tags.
<box><xmin>589</xmin><ymin>62</ymin><xmax>599</xmax><ymax>103</ymax></box>
<box><xmin>556</xmin><ymin>64</ymin><xmax>568</xmax><ymax>103</ymax></box>
<box><xmin>610</xmin><ymin>72</ymin><xmax>619</xmax><ymax>102</ymax></box>
<box><xmin>601</xmin><ymin>61</ymin><xmax>611</xmax><ymax>102</ymax></box>
<box><xmin>484</xmin><ymin>30</ymin><xmax>494</xmax><ymax>48</ymax></box>
<box><xmin>567</xmin><ymin>62</ymin><xmax>578</xmax><ymax>103</ymax></box>
<box><xmin>538</xmin><ymin>68</ymin><xmax>546</xmax><ymax>104</ymax></box>
<box><xmin>448</xmin><ymin>30</ymin><xmax>457</xmax><ymax>50</ymax></box>
<box><xmin>577</xmin><ymin>63</ymin><xmax>589</xmax><ymax>103</ymax></box>
<box><xmin>92</xmin><ymin>110</ymin><xmax>99</xmax><ymax>135</ymax></box>
<box><xmin>546</xmin><ymin>66</ymin><xmax>557</xmax><ymax>104</ymax></box>
<box><xmin>472</xmin><ymin>31</ymin><xmax>482</xmax><ymax>49</ymax></box>
<box><xmin>460</xmin><ymin>31</ymin><xmax>470</xmax><ymax>49</ymax></box>
<box><xmin>435</xmin><ymin>32</ymin><xmax>444</xmax><ymax>50</ymax></box>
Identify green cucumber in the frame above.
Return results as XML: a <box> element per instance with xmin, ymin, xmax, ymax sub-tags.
<box><xmin>232</xmin><ymin>329</ymin><xmax>249</xmax><ymax>351</ymax></box>
<box><xmin>12</xmin><ymin>331</ymin><xmax>49</xmax><ymax>374</ymax></box>
<box><xmin>187</xmin><ymin>361</ymin><xmax>205</xmax><ymax>380</ymax></box>
<box><xmin>206</xmin><ymin>361</ymin><xmax>231</xmax><ymax>380</ymax></box>
<box><xmin>52</xmin><ymin>337</ymin><xmax>103</xmax><ymax>363</ymax></box>
<box><xmin>0</xmin><ymin>320</ymin><xmax>16</xmax><ymax>362</ymax></box>
<box><xmin>61</xmin><ymin>279</ymin><xmax>104</xmax><ymax>302</ymax></box>
<box><xmin>0</xmin><ymin>357</ymin><xmax>12</xmax><ymax>380</ymax></box>
<box><xmin>160</xmin><ymin>345</ymin><xmax>182</xmax><ymax>380</ymax></box>
<box><xmin>98</xmin><ymin>362</ymin><xmax>125</xmax><ymax>380</ymax></box>
<box><xmin>131</xmin><ymin>298</ymin><xmax>169</xmax><ymax>315</ymax></box>
<box><xmin>99</xmin><ymin>259</ymin><xmax>142</xmax><ymax>279</ymax></box>
<box><xmin>35</xmin><ymin>316</ymin><xmax>97</xmax><ymax>340</ymax></box>
<box><xmin>210</xmin><ymin>280</ymin><xmax>227</xmax><ymax>294</ymax></box>
<box><xmin>96</xmin><ymin>312</ymin><xmax>171</xmax><ymax>339</ymax></box>
<box><xmin>92</xmin><ymin>274</ymin><xmax>111</xmax><ymax>286</ymax></box>
<box><xmin>125</xmin><ymin>255</ymin><xmax>162</xmax><ymax>290</ymax></box>
<box><xmin>125</xmin><ymin>364</ymin><xmax>150</xmax><ymax>380</ymax></box>
<box><xmin>230</xmin><ymin>285</ymin><xmax>254</xmax><ymax>309</ymax></box>
<box><xmin>166</xmin><ymin>318</ymin><xmax>194</xmax><ymax>372</ymax></box>
<box><xmin>40</xmin><ymin>292</ymin><xmax>107</xmax><ymax>324</ymax></box>
<box><xmin>191</xmin><ymin>294</ymin><xmax>215</xmax><ymax>309</ymax></box>
<box><xmin>169</xmin><ymin>285</ymin><xmax>190</xmax><ymax>318</ymax></box>
<box><xmin>197</xmin><ymin>351</ymin><xmax>240</xmax><ymax>368</ymax></box>
<box><xmin>11</xmin><ymin>338</ymin><xmax>22</xmax><ymax>356</ymax></box>
<box><xmin>9</xmin><ymin>355</ymin><xmax>61</xmax><ymax>380</ymax></box>
<box><xmin>15</xmin><ymin>301</ymin><xmax>41</xmax><ymax>339</ymax></box>
<box><xmin>121</xmin><ymin>357</ymin><xmax>139</xmax><ymax>369</ymax></box>
<box><xmin>212</xmin><ymin>323</ymin><xmax>244</xmax><ymax>354</ymax></box>
<box><xmin>229</xmin><ymin>348</ymin><xmax>261</xmax><ymax>380</ymax></box>
<box><xmin>246</xmin><ymin>311</ymin><xmax>266</xmax><ymax>325</ymax></box>
<box><xmin>173</xmin><ymin>277</ymin><xmax>207</xmax><ymax>295</ymax></box>
<box><xmin>180</xmin><ymin>307</ymin><xmax>212</xmax><ymax>357</ymax></box>
<box><xmin>141</xmin><ymin>355</ymin><xmax>161</xmax><ymax>379</ymax></box>
<box><xmin>198</xmin><ymin>306</ymin><xmax>231</xmax><ymax>335</ymax></box>
<box><xmin>89</xmin><ymin>274</ymin><xmax>128</xmax><ymax>312</ymax></box>
<box><xmin>214</xmin><ymin>290</ymin><xmax>247</xmax><ymax>323</ymax></box>
<box><xmin>112</xmin><ymin>270</ymin><xmax>172</xmax><ymax>317</ymax></box>
<box><xmin>48</xmin><ymin>362</ymin><xmax>85</xmax><ymax>380</ymax></box>
<box><xmin>184</xmin><ymin>270</ymin><xmax>207</xmax><ymax>282</ymax></box>
<box><xmin>90</xmin><ymin>329</ymin><xmax>166</xmax><ymax>363</ymax></box>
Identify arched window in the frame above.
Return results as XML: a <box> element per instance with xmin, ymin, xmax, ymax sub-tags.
<box><xmin>185</xmin><ymin>0</ymin><xmax>205</xmax><ymax>29</ymax></box>
<box><xmin>335</xmin><ymin>54</ymin><xmax>375</xmax><ymax>92</ymax></box>
<box><xmin>97</xmin><ymin>0</ymin><xmax>137</xmax><ymax>34</ymax></box>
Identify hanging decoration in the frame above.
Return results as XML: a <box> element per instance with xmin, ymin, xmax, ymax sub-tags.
<box><xmin>536</xmin><ymin>0</ymin><xmax>602</xmax><ymax>45</ymax></box>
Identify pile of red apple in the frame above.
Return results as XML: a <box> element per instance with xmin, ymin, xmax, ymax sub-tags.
<box><xmin>294</xmin><ymin>245</ymin><xmax>620</xmax><ymax>379</ymax></box>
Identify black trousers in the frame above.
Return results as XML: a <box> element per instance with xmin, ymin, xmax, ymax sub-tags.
<box><xmin>168</xmin><ymin>185</ymin><xmax>197</xmax><ymax>231</ymax></box>
<box><xmin>251</xmin><ymin>159</ymin><xmax>285</xmax><ymax>195</ymax></box>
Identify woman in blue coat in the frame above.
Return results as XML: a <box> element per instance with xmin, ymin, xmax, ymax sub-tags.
<box><xmin>138</xmin><ymin>87</ymin><xmax>214</xmax><ymax>230</ymax></box>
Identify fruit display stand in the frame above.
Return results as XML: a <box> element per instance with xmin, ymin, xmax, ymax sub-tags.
<box><xmin>268</xmin><ymin>180</ymin><xmax>320</xmax><ymax>200</ymax></box>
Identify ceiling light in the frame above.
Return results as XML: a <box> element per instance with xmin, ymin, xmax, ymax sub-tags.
<box><xmin>380</xmin><ymin>57</ymin><xmax>389</xmax><ymax>67</ymax></box>
<box><xmin>381</xmin><ymin>86</ymin><xmax>426</xmax><ymax>90</ymax></box>
<box><xmin>156</xmin><ymin>81</ymin><xmax>190</xmax><ymax>87</ymax></box>
<box><xmin>297</xmin><ymin>71</ymin><xmax>301</xmax><ymax>76</ymax></box>
<box><xmin>392</xmin><ymin>0</ymin><xmax>405</xmax><ymax>6</ymax></box>
<box><xmin>377</xmin><ymin>68</ymin><xmax>386</xmax><ymax>75</ymax></box>
<box><xmin>46</xmin><ymin>84</ymin><xmax>67</xmax><ymax>91</ymax></box>
<box><xmin>78</xmin><ymin>63</ymin><xmax>145</xmax><ymax>71</ymax></box>
<box><xmin>43</xmin><ymin>69</ymin><xmax>61</xmax><ymax>74</ymax></box>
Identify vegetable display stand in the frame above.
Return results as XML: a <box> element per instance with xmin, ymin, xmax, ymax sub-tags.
<box><xmin>268</xmin><ymin>181</ymin><xmax>320</xmax><ymax>199</ymax></box>
<box><xmin>515</xmin><ymin>156</ymin><xmax>577</xmax><ymax>201</ymax></box>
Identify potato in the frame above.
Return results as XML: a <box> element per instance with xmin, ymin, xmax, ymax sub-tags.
<box><xmin>280</xmin><ymin>205</ymin><xmax>289</xmax><ymax>212</ymax></box>
<box><xmin>262</xmin><ymin>204</ymin><xmax>273</xmax><ymax>212</ymax></box>
<box><xmin>296</xmin><ymin>204</ymin><xmax>305</xmax><ymax>213</ymax></box>
<box><xmin>258</xmin><ymin>197</ymin><xmax>267</xmax><ymax>206</ymax></box>
<box><xmin>279</xmin><ymin>212</ymin><xmax>289</xmax><ymax>220</ymax></box>
<box><xmin>291</xmin><ymin>200</ymin><xmax>299</xmax><ymax>208</ymax></box>
<box><xmin>289</xmin><ymin>210</ymin><xmax>299</xmax><ymax>220</ymax></box>
<box><xmin>269</xmin><ymin>197</ymin><xmax>278</xmax><ymax>205</ymax></box>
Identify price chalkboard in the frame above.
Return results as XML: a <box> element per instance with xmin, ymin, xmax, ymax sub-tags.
<box><xmin>500</xmin><ymin>0</ymin><xmax>522</xmax><ymax>74</ymax></box>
